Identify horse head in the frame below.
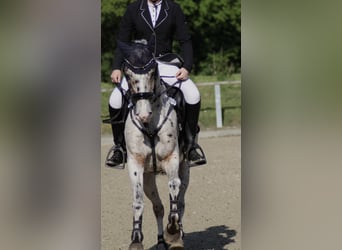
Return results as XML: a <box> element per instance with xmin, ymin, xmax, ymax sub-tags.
<box><xmin>118</xmin><ymin>40</ymin><xmax>158</xmax><ymax>124</ymax></box>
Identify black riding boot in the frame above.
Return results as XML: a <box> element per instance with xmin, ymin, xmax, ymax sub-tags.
<box><xmin>105</xmin><ymin>105</ymin><xmax>127</xmax><ymax>168</ymax></box>
<box><xmin>184</xmin><ymin>102</ymin><xmax>207</xmax><ymax>167</ymax></box>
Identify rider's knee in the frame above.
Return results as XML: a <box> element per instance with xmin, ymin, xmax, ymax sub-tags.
<box><xmin>109</xmin><ymin>88</ymin><xmax>123</xmax><ymax>109</ymax></box>
<box><xmin>181</xmin><ymin>79</ymin><xmax>200</xmax><ymax>104</ymax></box>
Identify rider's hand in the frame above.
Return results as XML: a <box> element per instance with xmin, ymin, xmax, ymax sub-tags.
<box><xmin>111</xmin><ymin>69</ymin><xmax>122</xmax><ymax>84</ymax></box>
<box><xmin>175</xmin><ymin>67</ymin><xmax>189</xmax><ymax>80</ymax></box>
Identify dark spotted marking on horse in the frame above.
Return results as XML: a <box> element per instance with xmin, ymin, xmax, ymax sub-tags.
<box><xmin>134</xmin><ymin>172</ymin><xmax>137</xmax><ymax>176</ymax></box>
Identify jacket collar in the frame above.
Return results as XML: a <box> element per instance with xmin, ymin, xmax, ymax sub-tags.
<box><xmin>140</xmin><ymin>0</ymin><xmax>169</xmax><ymax>30</ymax></box>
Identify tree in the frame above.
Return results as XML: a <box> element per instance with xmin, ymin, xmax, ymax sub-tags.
<box><xmin>177</xmin><ymin>0</ymin><xmax>241</xmax><ymax>75</ymax></box>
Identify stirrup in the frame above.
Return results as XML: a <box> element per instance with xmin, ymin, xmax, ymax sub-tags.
<box><xmin>105</xmin><ymin>145</ymin><xmax>126</xmax><ymax>169</ymax></box>
<box><xmin>186</xmin><ymin>144</ymin><xmax>207</xmax><ymax>167</ymax></box>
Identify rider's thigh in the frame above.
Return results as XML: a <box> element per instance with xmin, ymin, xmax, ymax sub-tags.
<box><xmin>179</xmin><ymin>79</ymin><xmax>200</xmax><ymax>104</ymax></box>
<box><xmin>158</xmin><ymin>62</ymin><xmax>200</xmax><ymax>104</ymax></box>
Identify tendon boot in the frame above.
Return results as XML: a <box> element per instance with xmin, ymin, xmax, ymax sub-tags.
<box><xmin>105</xmin><ymin>105</ymin><xmax>127</xmax><ymax>169</ymax></box>
<box><xmin>184</xmin><ymin>102</ymin><xmax>207</xmax><ymax>167</ymax></box>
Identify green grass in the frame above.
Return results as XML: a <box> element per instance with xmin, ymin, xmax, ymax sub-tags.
<box><xmin>101</xmin><ymin>74</ymin><xmax>240</xmax><ymax>134</ymax></box>
<box><xmin>192</xmin><ymin>73</ymin><xmax>241</xmax><ymax>83</ymax></box>
<box><xmin>199</xmin><ymin>84</ymin><xmax>241</xmax><ymax>130</ymax></box>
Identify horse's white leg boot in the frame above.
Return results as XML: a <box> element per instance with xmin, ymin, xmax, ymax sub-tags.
<box><xmin>128</xmin><ymin>160</ymin><xmax>144</xmax><ymax>250</ymax></box>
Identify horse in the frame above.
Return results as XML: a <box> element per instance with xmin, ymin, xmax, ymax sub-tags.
<box><xmin>117</xmin><ymin>40</ymin><xmax>190</xmax><ymax>250</ymax></box>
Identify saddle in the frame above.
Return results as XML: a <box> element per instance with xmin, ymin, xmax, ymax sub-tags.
<box><xmin>156</xmin><ymin>53</ymin><xmax>184</xmax><ymax>68</ymax></box>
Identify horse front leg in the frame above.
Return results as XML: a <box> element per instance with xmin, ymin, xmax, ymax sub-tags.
<box><xmin>177</xmin><ymin>160</ymin><xmax>190</xmax><ymax>237</ymax></box>
<box><xmin>163</xmin><ymin>154</ymin><xmax>184</xmax><ymax>250</ymax></box>
<box><xmin>128</xmin><ymin>160</ymin><xmax>145</xmax><ymax>250</ymax></box>
<box><xmin>143</xmin><ymin>173</ymin><xmax>168</xmax><ymax>250</ymax></box>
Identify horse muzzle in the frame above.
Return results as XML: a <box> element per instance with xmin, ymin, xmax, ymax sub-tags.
<box><xmin>132</xmin><ymin>92</ymin><xmax>154</xmax><ymax>123</ymax></box>
<box><xmin>135</xmin><ymin>100</ymin><xmax>152</xmax><ymax>124</ymax></box>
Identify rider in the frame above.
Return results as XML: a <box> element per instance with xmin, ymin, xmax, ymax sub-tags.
<box><xmin>106</xmin><ymin>0</ymin><xmax>206</xmax><ymax>167</ymax></box>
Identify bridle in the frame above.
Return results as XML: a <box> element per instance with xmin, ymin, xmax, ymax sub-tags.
<box><xmin>123</xmin><ymin>57</ymin><xmax>158</xmax><ymax>106</ymax></box>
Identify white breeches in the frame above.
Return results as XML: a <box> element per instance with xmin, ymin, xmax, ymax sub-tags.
<box><xmin>109</xmin><ymin>61</ymin><xmax>200</xmax><ymax>109</ymax></box>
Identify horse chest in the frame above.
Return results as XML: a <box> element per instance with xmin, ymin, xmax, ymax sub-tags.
<box><xmin>125</xmin><ymin>118</ymin><xmax>178</xmax><ymax>171</ymax></box>
<box><xmin>130</xmin><ymin>130</ymin><xmax>176</xmax><ymax>157</ymax></box>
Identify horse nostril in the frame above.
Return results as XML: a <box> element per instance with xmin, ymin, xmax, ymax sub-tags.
<box><xmin>139</xmin><ymin>111</ymin><xmax>152</xmax><ymax>121</ymax></box>
<box><xmin>139</xmin><ymin>115</ymin><xmax>148</xmax><ymax>123</ymax></box>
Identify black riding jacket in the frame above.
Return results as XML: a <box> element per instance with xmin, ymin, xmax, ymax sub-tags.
<box><xmin>112</xmin><ymin>0</ymin><xmax>193</xmax><ymax>73</ymax></box>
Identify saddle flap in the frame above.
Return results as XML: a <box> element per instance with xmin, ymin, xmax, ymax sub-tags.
<box><xmin>157</xmin><ymin>53</ymin><xmax>184</xmax><ymax>68</ymax></box>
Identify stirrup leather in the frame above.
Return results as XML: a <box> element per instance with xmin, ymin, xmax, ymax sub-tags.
<box><xmin>186</xmin><ymin>144</ymin><xmax>207</xmax><ymax>167</ymax></box>
<box><xmin>105</xmin><ymin>145</ymin><xmax>126</xmax><ymax>169</ymax></box>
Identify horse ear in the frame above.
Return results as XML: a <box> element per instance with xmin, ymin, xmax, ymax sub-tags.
<box><xmin>117</xmin><ymin>40</ymin><xmax>132</xmax><ymax>58</ymax></box>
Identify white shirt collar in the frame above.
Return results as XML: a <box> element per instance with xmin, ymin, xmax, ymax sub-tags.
<box><xmin>147</xmin><ymin>0</ymin><xmax>162</xmax><ymax>7</ymax></box>
<box><xmin>147</xmin><ymin>0</ymin><xmax>163</xmax><ymax>27</ymax></box>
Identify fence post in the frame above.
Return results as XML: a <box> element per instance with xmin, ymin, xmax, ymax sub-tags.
<box><xmin>214</xmin><ymin>83</ymin><xmax>223</xmax><ymax>128</ymax></box>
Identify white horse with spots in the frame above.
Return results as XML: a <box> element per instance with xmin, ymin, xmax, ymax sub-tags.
<box><xmin>119</xmin><ymin>41</ymin><xmax>189</xmax><ymax>250</ymax></box>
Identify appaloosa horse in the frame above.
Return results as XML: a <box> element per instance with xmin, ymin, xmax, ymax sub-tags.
<box><xmin>118</xmin><ymin>41</ymin><xmax>189</xmax><ymax>250</ymax></box>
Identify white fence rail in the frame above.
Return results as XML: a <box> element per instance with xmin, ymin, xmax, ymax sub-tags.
<box><xmin>197</xmin><ymin>81</ymin><xmax>241</xmax><ymax>128</ymax></box>
<box><xmin>102</xmin><ymin>80</ymin><xmax>241</xmax><ymax>128</ymax></box>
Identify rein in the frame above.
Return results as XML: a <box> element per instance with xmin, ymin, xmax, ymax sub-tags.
<box><xmin>156</xmin><ymin>76</ymin><xmax>183</xmax><ymax>100</ymax></box>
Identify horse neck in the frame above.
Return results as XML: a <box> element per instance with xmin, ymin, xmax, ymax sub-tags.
<box><xmin>150</xmin><ymin>81</ymin><xmax>169</xmax><ymax>127</ymax></box>
<box><xmin>153</xmin><ymin>78</ymin><xmax>165</xmax><ymax>107</ymax></box>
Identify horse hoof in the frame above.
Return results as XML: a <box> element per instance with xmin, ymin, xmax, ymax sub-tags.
<box><xmin>128</xmin><ymin>242</ymin><xmax>144</xmax><ymax>250</ymax></box>
<box><xmin>169</xmin><ymin>239</ymin><xmax>184</xmax><ymax>250</ymax></box>
<box><xmin>163</xmin><ymin>229</ymin><xmax>182</xmax><ymax>246</ymax></box>
<box><xmin>156</xmin><ymin>242</ymin><xmax>168</xmax><ymax>250</ymax></box>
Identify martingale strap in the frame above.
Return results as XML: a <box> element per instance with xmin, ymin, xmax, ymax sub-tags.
<box><xmin>130</xmin><ymin>103</ymin><xmax>175</xmax><ymax>172</ymax></box>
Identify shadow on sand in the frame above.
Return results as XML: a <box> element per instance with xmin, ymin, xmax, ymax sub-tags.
<box><xmin>149</xmin><ymin>225</ymin><xmax>237</xmax><ymax>250</ymax></box>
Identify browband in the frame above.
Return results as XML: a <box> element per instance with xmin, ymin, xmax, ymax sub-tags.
<box><xmin>124</xmin><ymin>57</ymin><xmax>157</xmax><ymax>74</ymax></box>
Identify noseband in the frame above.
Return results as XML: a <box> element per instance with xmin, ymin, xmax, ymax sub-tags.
<box><xmin>131</xmin><ymin>92</ymin><xmax>155</xmax><ymax>105</ymax></box>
